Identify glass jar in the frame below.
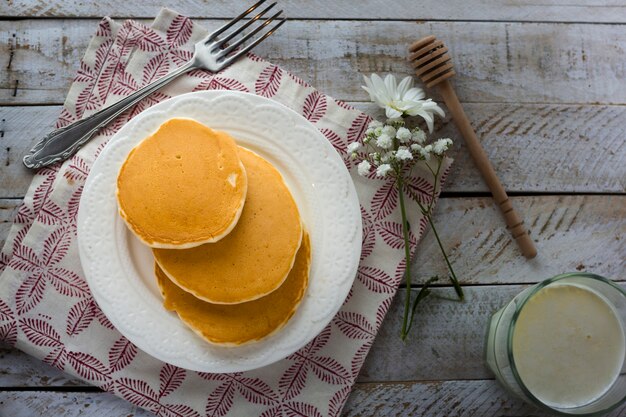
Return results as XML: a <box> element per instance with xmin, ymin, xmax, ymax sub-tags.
<box><xmin>485</xmin><ymin>273</ymin><xmax>626</xmax><ymax>415</ymax></box>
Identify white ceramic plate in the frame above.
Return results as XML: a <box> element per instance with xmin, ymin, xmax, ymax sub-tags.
<box><xmin>77</xmin><ymin>91</ymin><xmax>362</xmax><ymax>373</ymax></box>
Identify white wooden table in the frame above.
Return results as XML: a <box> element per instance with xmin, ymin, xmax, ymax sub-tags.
<box><xmin>1</xmin><ymin>1</ymin><xmax>625</xmax><ymax>415</ymax></box>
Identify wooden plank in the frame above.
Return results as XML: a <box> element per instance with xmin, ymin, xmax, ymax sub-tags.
<box><xmin>3</xmin><ymin>19</ymin><xmax>626</xmax><ymax>105</ymax></box>
<box><xmin>3</xmin><ymin>283</ymin><xmax>626</xmax><ymax>387</ymax></box>
<box><xmin>3</xmin><ymin>0</ymin><xmax>626</xmax><ymax>23</ymax></box>
<box><xmin>344</xmin><ymin>381</ymin><xmax>626</xmax><ymax>417</ymax></box>
<box><xmin>2</xmin><ymin>380</ymin><xmax>626</xmax><ymax>417</ymax></box>
<box><xmin>1</xmin><ymin>104</ymin><xmax>625</xmax><ymax>197</ymax></box>
<box><xmin>0</xmin><ymin>195</ymin><xmax>623</xmax><ymax>284</ymax></box>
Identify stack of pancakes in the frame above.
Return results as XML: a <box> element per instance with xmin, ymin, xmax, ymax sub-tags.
<box><xmin>116</xmin><ymin>118</ymin><xmax>310</xmax><ymax>346</ymax></box>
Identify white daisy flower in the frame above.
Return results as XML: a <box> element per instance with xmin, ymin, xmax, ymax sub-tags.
<box><xmin>362</xmin><ymin>74</ymin><xmax>444</xmax><ymax>129</ymax></box>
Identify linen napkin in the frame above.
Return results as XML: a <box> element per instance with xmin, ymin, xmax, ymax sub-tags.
<box><xmin>0</xmin><ymin>9</ymin><xmax>451</xmax><ymax>417</ymax></box>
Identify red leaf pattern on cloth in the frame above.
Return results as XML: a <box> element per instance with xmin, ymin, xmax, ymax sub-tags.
<box><xmin>405</xmin><ymin>175</ymin><xmax>435</xmax><ymax>205</ymax></box>
<box><xmin>279</xmin><ymin>359</ymin><xmax>309</xmax><ymax>401</ymax></box>
<box><xmin>302</xmin><ymin>90</ymin><xmax>327</xmax><ymax>123</ymax></box>
<box><xmin>66</xmin><ymin>299</ymin><xmax>98</xmax><ymax>336</ymax></box>
<box><xmin>43</xmin><ymin>345</ymin><xmax>67</xmax><ymax>370</ymax></box>
<box><xmin>350</xmin><ymin>341</ymin><xmax>373</xmax><ymax>377</ymax></box>
<box><xmin>288</xmin><ymin>72</ymin><xmax>311</xmax><ymax>87</ymax></box>
<box><xmin>328</xmin><ymin>384</ymin><xmax>352</xmax><ymax>417</ymax></box>
<box><xmin>307</xmin><ymin>356</ymin><xmax>350</xmax><ymax>384</ymax></box>
<box><xmin>65</xmin><ymin>156</ymin><xmax>91</xmax><ymax>184</ymax></box>
<box><xmin>334</xmin><ymin>99</ymin><xmax>355</xmax><ymax>111</ymax></box>
<box><xmin>193</xmin><ymin>76</ymin><xmax>250</xmax><ymax>92</ymax></box>
<box><xmin>56</xmin><ymin>108</ymin><xmax>77</xmax><ymax>128</ymax></box>
<box><xmin>318</xmin><ymin>128</ymin><xmax>346</xmax><ymax>155</ymax></box>
<box><xmin>112</xmin><ymin>69</ymin><xmax>140</xmax><ymax>96</ymax></box>
<box><xmin>19</xmin><ymin>318</ymin><xmax>62</xmax><ymax>347</ymax></box>
<box><xmin>347</xmin><ymin>113</ymin><xmax>372</xmax><ymax>143</ymax></box>
<box><xmin>360</xmin><ymin>206</ymin><xmax>375</xmax><ymax>260</ymax></box>
<box><xmin>371</xmin><ymin>179</ymin><xmax>398</xmax><ymax>220</ymax></box>
<box><xmin>375</xmin><ymin>296</ymin><xmax>394</xmax><ymax>328</ymax></box>
<box><xmin>14</xmin><ymin>274</ymin><xmax>47</xmax><ymax>314</ymax></box>
<box><xmin>159</xmin><ymin>404</ymin><xmax>202</xmax><ymax>417</ymax></box>
<box><xmin>67</xmin><ymin>351</ymin><xmax>111</xmax><ymax>382</ymax></box>
<box><xmin>143</xmin><ymin>54</ymin><xmax>171</xmax><ymax>85</ymax></box>
<box><xmin>109</xmin><ymin>336</ymin><xmax>138</xmax><ymax>372</ymax></box>
<box><xmin>138</xmin><ymin>25</ymin><xmax>166</xmax><ymax>52</ymax></box>
<box><xmin>234</xmin><ymin>377</ymin><xmax>278</xmax><ymax>405</ymax></box>
<box><xmin>158</xmin><ymin>404</ymin><xmax>201</xmax><ymax>417</ymax></box>
<box><xmin>95</xmin><ymin>306</ymin><xmax>115</xmax><ymax>329</ymax></box>
<box><xmin>0</xmin><ymin>12</ymin><xmax>451</xmax><ymax>417</ymax></box>
<box><xmin>205</xmin><ymin>381</ymin><xmax>236</xmax><ymax>417</ymax></box>
<box><xmin>159</xmin><ymin>364</ymin><xmax>186</xmax><ymax>398</ymax></box>
<box><xmin>117</xmin><ymin>378</ymin><xmax>161</xmax><ymax>409</ymax></box>
<box><xmin>283</xmin><ymin>402</ymin><xmax>324</xmax><ymax>417</ymax></box>
<box><xmin>357</xmin><ymin>266</ymin><xmax>395</xmax><ymax>294</ymax></box>
<box><xmin>377</xmin><ymin>221</ymin><xmax>417</xmax><ymax>250</ymax></box>
<box><xmin>0</xmin><ymin>300</ymin><xmax>16</xmax><ymax>345</ymax></box>
<box><xmin>332</xmin><ymin>312</ymin><xmax>375</xmax><ymax>340</ymax></box>
<box><xmin>166</xmin><ymin>15</ymin><xmax>193</xmax><ymax>47</ymax></box>
<box><xmin>255</xmin><ymin>65</ymin><xmax>283</xmax><ymax>97</ymax></box>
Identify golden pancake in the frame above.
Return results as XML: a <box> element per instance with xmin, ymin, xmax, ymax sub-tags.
<box><xmin>155</xmin><ymin>233</ymin><xmax>311</xmax><ymax>346</ymax></box>
<box><xmin>116</xmin><ymin>118</ymin><xmax>247</xmax><ymax>249</ymax></box>
<box><xmin>153</xmin><ymin>147</ymin><xmax>303</xmax><ymax>304</ymax></box>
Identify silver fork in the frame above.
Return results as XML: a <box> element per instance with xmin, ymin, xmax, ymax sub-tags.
<box><xmin>23</xmin><ymin>0</ymin><xmax>286</xmax><ymax>169</ymax></box>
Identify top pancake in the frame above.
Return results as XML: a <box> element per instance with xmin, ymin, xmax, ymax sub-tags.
<box><xmin>116</xmin><ymin>118</ymin><xmax>247</xmax><ymax>249</ymax></box>
<box><xmin>155</xmin><ymin>232</ymin><xmax>311</xmax><ymax>346</ymax></box>
<box><xmin>153</xmin><ymin>147</ymin><xmax>303</xmax><ymax>304</ymax></box>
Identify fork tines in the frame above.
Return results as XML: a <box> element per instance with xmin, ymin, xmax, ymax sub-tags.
<box><xmin>207</xmin><ymin>0</ymin><xmax>286</xmax><ymax>64</ymax></box>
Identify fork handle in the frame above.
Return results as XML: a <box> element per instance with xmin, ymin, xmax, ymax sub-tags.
<box><xmin>23</xmin><ymin>60</ymin><xmax>196</xmax><ymax>169</ymax></box>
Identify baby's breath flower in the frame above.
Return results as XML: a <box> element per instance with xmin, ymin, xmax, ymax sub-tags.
<box><xmin>411</xmin><ymin>128</ymin><xmax>426</xmax><ymax>144</ymax></box>
<box><xmin>365</xmin><ymin>127</ymin><xmax>374</xmax><ymax>136</ymax></box>
<box><xmin>396</xmin><ymin>127</ymin><xmax>412</xmax><ymax>143</ymax></box>
<box><xmin>373</xmin><ymin>126</ymin><xmax>384</xmax><ymax>136</ymax></box>
<box><xmin>432</xmin><ymin>138</ymin><xmax>453</xmax><ymax>155</ymax></box>
<box><xmin>347</xmin><ymin>142</ymin><xmax>361</xmax><ymax>154</ymax></box>
<box><xmin>380</xmin><ymin>151</ymin><xmax>394</xmax><ymax>163</ymax></box>
<box><xmin>412</xmin><ymin>144</ymin><xmax>431</xmax><ymax>160</ymax></box>
<box><xmin>376</xmin><ymin>163</ymin><xmax>393</xmax><ymax>177</ymax></box>
<box><xmin>395</xmin><ymin>146</ymin><xmax>413</xmax><ymax>161</ymax></box>
<box><xmin>368</xmin><ymin>120</ymin><xmax>383</xmax><ymax>130</ymax></box>
<box><xmin>357</xmin><ymin>160</ymin><xmax>371</xmax><ymax>176</ymax></box>
<box><xmin>376</xmin><ymin>133</ymin><xmax>393</xmax><ymax>149</ymax></box>
<box><xmin>382</xmin><ymin>125</ymin><xmax>396</xmax><ymax>138</ymax></box>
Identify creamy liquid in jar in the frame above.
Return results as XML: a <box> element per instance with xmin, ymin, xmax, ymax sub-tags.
<box><xmin>512</xmin><ymin>283</ymin><xmax>625</xmax><ymax>408</ymax></box>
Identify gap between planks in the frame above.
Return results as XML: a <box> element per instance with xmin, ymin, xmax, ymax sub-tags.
<box><xmin>1</xmin><ymin>103</ymin><xmax>625</xmax><ymax>196</ymax></box>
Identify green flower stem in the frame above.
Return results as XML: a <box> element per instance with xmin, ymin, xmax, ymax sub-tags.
<box><xmin>426</xmin><ymin>214</ymin><xmax>464</xmax><ymax>300</ymax></box>
<box><xmin>397</xmin><ymin>174</ymin><xmax>412</xmax><ymax>341</ymax></box>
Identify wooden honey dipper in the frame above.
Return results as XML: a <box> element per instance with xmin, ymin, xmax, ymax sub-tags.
<box><xmin>408</xmin><ymin>35</ymin><xmax>537</xmax><ymax>259</ymax></box>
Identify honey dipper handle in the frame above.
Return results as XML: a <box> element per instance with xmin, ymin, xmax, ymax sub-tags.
<box><xmin>438</xmin><ymin>80</ymin><xmax>537</xmax><ymax>259</ymax></box>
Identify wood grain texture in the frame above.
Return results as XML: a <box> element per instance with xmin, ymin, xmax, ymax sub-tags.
<box><xmin>3</xmin><ymin>283</ymin><xmax>626</xmax><ymax>387</ymax></box>
<box><xmin>0</xmin><ymin>195</ymin><xmax>622</xmax><ymax>284</ymax></box>
<box><xmin>1</xmin><ymin>104</ymin><xmax>625</xmax><ymax>198</ymax></box>
<box><xmin>3</xmin><ymin>0</ymin><xmax>626</xmax><ymax>23</ymax></box>
<box><xmin>2</xmin><ymin>381</ymin><xmax>626</xmax><ymax>417</ymax></box>
<box><xmin>344</xmin><ymin>381</ymin><xmax>626</xmax><ymax>417</ymax></box>
<box><xmin>2</xmin><ymin>20</ymin><xmax>626</xmax><ymax>105</ymax></box>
